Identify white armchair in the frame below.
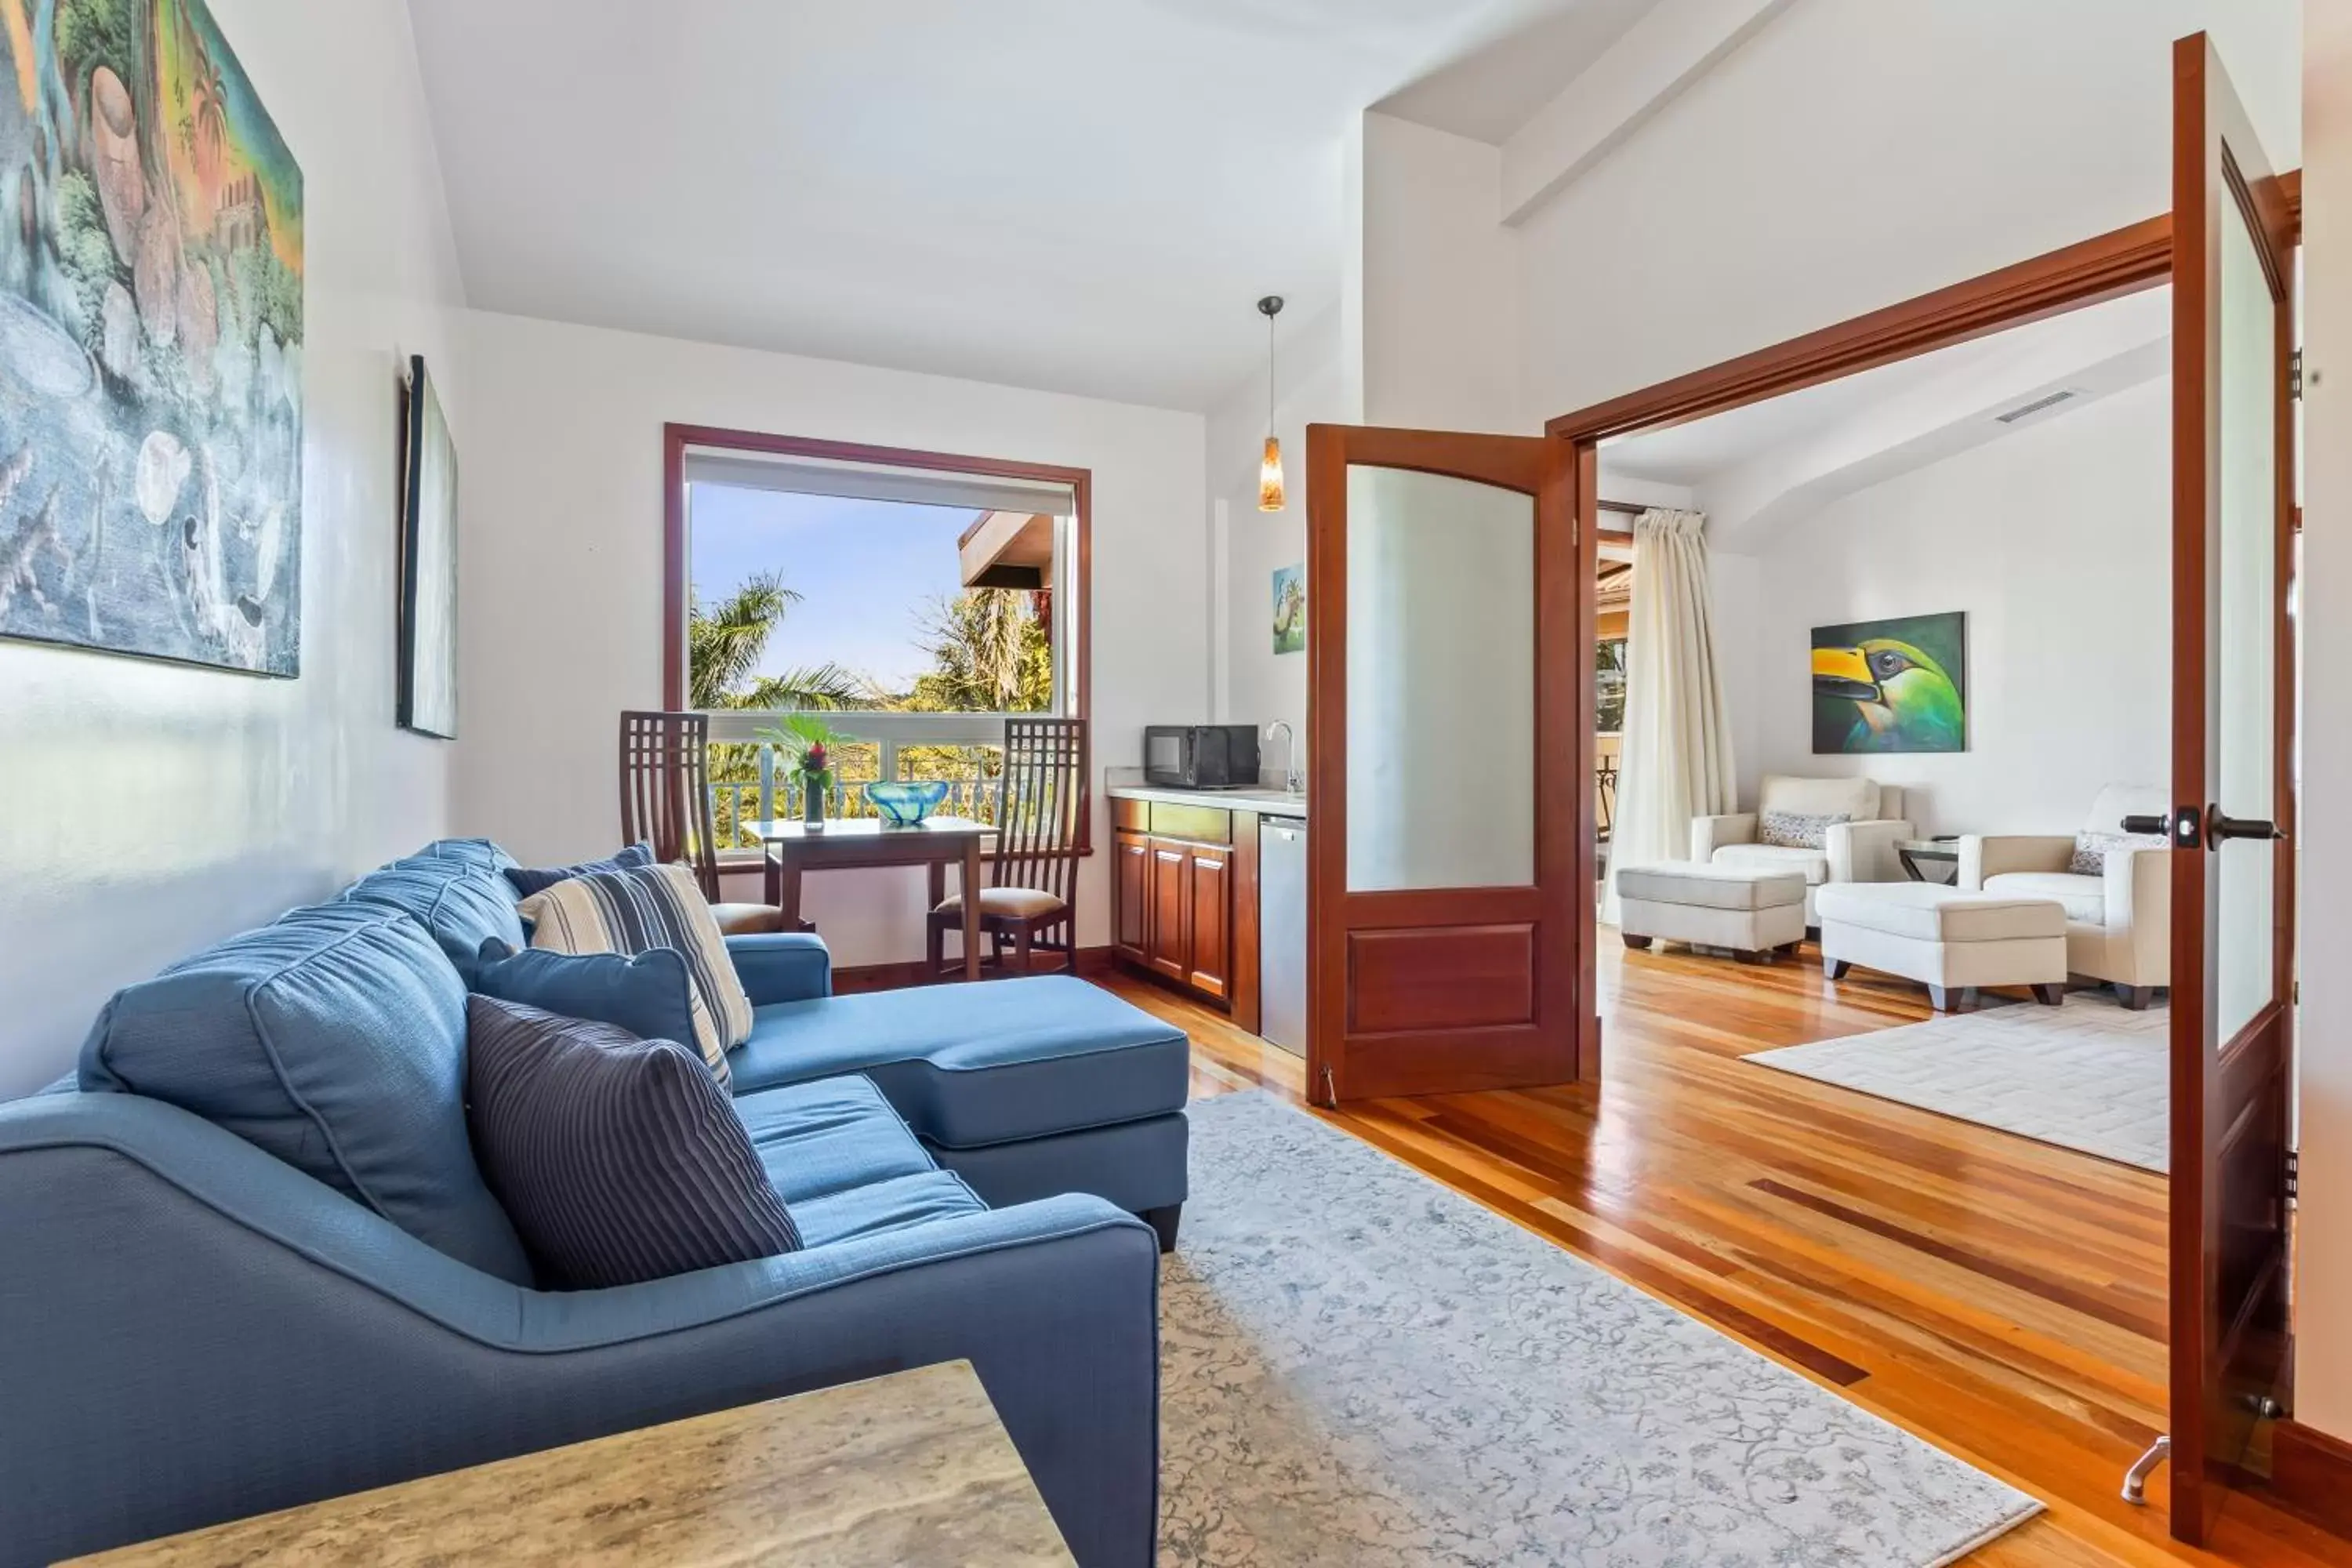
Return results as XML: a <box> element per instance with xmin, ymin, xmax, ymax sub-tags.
<box><xmin>1958</xmin><ymin>783</ymin><xmax>2169</xmax><ymax>1006</ymax></box>
<box><xmin>1690</xmin><ymin>775</ymin><xmax>1915</xmax><ymax>924</ymax></box>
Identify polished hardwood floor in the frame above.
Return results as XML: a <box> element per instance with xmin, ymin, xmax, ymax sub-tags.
<box><xmin>1095</xmin><ymin>941</ymin><xmax>2346</xmax><ymax>1568</ymax></box>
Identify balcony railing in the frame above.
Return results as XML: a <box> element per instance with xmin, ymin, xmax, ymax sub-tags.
<box><xmin>706</xmin><ymin>739</ymin><xmax>1003</xmax><ymax>848</ymax></box>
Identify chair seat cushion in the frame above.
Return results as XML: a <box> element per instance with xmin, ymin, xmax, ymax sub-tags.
<box><xmin>1983</xmin><ymin>871</ymin><xmax>2107</xmax><ymax>925</ymax></box>
<box><xmin>713</xmin><ymin>902</ymin><xmax>790</xmax><ymax>936</ymax></box>
<box><xmin>933</xmin><ymin>887</ymin><xmax>1068</xmax><ymax>920</ymax></box>
<box><xmin>729</xmin><ymin>976</ymin><xmax>1189</xmax><ymax>1148</ymax></box>
<box><xmin>1710</xmin><ymin>843</ymin><xmax>1831</xmax><ymax>885</ymax></box>
<box><xmin>1815</xmin><ymin>882</ymin><xmax>2067</xmax><ymax>943</ymax></box>
<box><xmin>1616</xmin><ymin>861</ymin><xmax>1807</xmax><ymax>910</ymax></box>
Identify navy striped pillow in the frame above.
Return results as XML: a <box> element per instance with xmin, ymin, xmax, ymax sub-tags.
<box><xmin>463</xmin><ymin>995</ymin><xmax>800</xmax><ymax>1289</ymax></box>
<box><xmin>503</xmin><ymin>842</ymin><xmax>656</xmax><ymax>898</ymax></box>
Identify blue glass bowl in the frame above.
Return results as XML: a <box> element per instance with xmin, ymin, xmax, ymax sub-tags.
<box><xmin>866</xmin><ymin>780</ymin><xmax>951</xmax><ymax>826</ymax></box>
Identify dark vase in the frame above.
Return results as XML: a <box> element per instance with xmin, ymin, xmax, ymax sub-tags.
<box><xmin>801</xmin><ymin>773</ymin><xmax>826</xmax><ymax>827</ymax></box>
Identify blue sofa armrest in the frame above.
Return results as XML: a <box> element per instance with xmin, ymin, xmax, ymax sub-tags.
<box><xmin>0</xmin><ymin>1091</ymin><xmax>1156</xmax><ymax>1568</ymax></box>
<box><xmin>726</xmin><ymin>931</ymin><xmax>832</xmax><ymax>1005</ymax></box>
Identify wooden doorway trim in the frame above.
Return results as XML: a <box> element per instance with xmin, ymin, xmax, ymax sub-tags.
<box><xmin>1544</xmin><ymin>175</ymin><xmax>2296</xmax><ymax>447</ymax></box>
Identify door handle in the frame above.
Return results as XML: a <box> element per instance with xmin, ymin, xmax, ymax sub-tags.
<box><xmin>2125</xmin><ymin>807</ymin><xmax>2288</xmax><ymax>850</ymax></box>
<box><xmin>2206</xmin><ymin>808</ymin><xmax>2286</xmax><ymax>846</ymax></box>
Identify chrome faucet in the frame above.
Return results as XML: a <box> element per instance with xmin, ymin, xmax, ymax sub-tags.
<box><xmin>1265</xmin><ymin>720</ymin><xmax>1302</xmax><ymax>794</ymax></box>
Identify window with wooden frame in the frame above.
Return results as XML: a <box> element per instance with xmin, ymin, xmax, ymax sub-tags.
<box><xmin>662</xmin><ymin>426</ymin><xmax>1091</xmax><ymax>842</ymax></box>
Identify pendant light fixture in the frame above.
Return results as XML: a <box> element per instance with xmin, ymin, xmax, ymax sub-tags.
<box><xmin>1256</xmin><ymin>295</ymin><xmax>1286</xmax><ymax>512</ymax></box>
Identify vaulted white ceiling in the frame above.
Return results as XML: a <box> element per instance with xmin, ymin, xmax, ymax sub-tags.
<box><xmin>405</xmin><ymin>0</ymin><xmax>1655</xmax><ymax>412</ymax></box>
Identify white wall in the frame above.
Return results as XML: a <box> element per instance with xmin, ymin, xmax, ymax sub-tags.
<box><xmin>0</xmin><ymin>0</ymin><xmax>468</xmax><ymax>1096</ymax></box>
<box><xmin>1359</xmin><ymin>113</ymin><xmax>1526</xmax><ymax>434</ymax></box>
<box><xmin>1514</xmin><ymin>0</ymin><xmax>2301</xmax><ymax>426</ymax></box>
<box><xmin>453</xmin><ymin>313</ymin><xmax>1208</xmax><ymax>968</ymax></box>
<box><xmin>1739</xmin><ymin>380</ymin><xmax>2170</xmax><ymax>831</ymax></box>
<box><xmin>2292</xmin><ymin>0</ymin><xmax>2352</xmax><ymax>1445</ymax></box>
<box><xmin>1204</xmin><ymin>305</ymin><xmax>1341</xmax><ymax>771</ymax></box>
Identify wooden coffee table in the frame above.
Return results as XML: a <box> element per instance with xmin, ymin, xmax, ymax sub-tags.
<box><xmin>62</xmin><ymin>1362</ymin><xmax>1075</xmax><ymax>1567</ymax></box>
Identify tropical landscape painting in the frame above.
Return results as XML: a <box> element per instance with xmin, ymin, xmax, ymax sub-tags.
<box><xmin>1271</xmin><ymin>563</ymin><xmax>1303</xmax><ymax>655</ymax></box>
<box><xmin>1810</xmin><ymin>610</ymin><xmax>1967</xmax><ymax>754</ymax></box>
<box><xmin>0</xmin><ymin>0</ymin><xmax>302</xmax><ymax>675</ymax></box>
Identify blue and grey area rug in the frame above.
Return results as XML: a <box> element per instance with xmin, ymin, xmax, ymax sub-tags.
<box><xmin>1160</xmin><ymin>1092</ymin><xmax>2041</xmax><ymax>1566</ymax></box>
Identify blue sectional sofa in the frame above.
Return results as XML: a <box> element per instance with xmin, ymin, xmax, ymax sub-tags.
<box><xmin>0</xmin><ymin>839</ymin><xmax>1184</xmax><ymax>1567</ymax></box>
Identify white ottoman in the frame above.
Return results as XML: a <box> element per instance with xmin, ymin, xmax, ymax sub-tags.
<box><xmin>1814</xmin><ymin>882</ymin><xmax>2068</xmax><ymax>1012</ymax></box>
<box><xmin>1617</xmin><ymin>862</ymin><xmax>1809</xmax><ymax>964</ymax></box>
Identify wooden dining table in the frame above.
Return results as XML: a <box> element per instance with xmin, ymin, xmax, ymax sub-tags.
<box><xmin>743</xmin><ymin>816</ymin><xmax>990</xmax><ymax>982</ymax></box>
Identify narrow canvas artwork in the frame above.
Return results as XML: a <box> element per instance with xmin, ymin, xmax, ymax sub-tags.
<box><xmin>0</xmin><ymin>0</ymin><xmax>303</xmax><ymax>675</ymax></box>
<box><xmin>1271</xmin><ymin>563</ymin><xmax>1303</xmax><ymax>655</ymax></box>
<box><xmin>1811</xmin><ymin>610</ymin><xmax>1967</xmax><ymax>753</ymax></box>
<box><xmin>397</xmin><ymin>354</ymin><xmax>455</xmax><ymax>736</ymax></box>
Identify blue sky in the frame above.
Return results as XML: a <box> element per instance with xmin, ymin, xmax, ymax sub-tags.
<box><xmin>690</xmin><ymin>486</ymin><xmax>977</xmax><ymax>692</ymax></box>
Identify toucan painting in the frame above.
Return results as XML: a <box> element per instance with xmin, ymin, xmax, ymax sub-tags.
<box><xmin>1809</xmin><ymin>611</ymin><xmax>1968</xmax><ymax>754</ymax></box>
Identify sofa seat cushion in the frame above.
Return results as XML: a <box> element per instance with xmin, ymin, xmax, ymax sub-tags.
<box><xmin>77</xmin><ymin>901</ymin><xmax>532</xmax><ymax>1283</ymax></box>
<box><xmin>1815</xmin><ymin>882</ymin><xmax>2067</xmax><ymax>944</ymax></box>
<box><xmin>1616</xmin><ymin>861</ymin><xmax>1807</xmax><ymax>911</ymax></box>
<box><xmin>1710</xmin><ymin>843</ymin><xmax>1831</xmax><ymax>885</ymax></box>
<box><xmin>735</xmin><ymin>1075</ymin><xmax>937</xmax><ymax>1203</ymax></box>
<box><xmin>730</xmin><ymin>976</ymin><xmax>1189</xmax><ymax>1149</ymax></box>
<box><xmin>791</xmin><ymin>1171</ymin><xmax>988</xmax><ymax>1249</ymax></box>
<box><xmin>1983</xmin><ymin>871</ymin><xmax>2108</xmax><ymax>926</ymax></box>
<box><xmin>342</xmin><ymin>854</ymin><xmax>528</xmax><ymax>965</ymax></box>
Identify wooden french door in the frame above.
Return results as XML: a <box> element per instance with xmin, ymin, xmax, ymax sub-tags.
<box><xmin>2156</xmin><ymin>31</ymin><xmax>2299</xmax><ymax>1547</ymax></box>
<box><xmin>1304</xmin><ymin>425</ymin><xmax>1592</xmax><ymax>1103</ymax></box>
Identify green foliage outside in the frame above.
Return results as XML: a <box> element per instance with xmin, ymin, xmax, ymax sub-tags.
<box><xmin>690</xmin><ymin>571</ymin><xmax>1053</xmax><ymax>844</ymax></box>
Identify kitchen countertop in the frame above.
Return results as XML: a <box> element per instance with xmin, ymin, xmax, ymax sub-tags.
<box><xmin>1105</xmin><ymin>774</ymin><xmax>1308</xmax><ymax>818</ymax></box>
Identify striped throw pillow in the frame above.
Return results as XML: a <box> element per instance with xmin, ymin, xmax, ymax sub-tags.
<box><xmin>514</xmin><ymin>862</ymin><xmax>751</xmax><ymax>1087</ymax></box>
<box><xmin>464</xmin><ymin>996</ymin><xmax>800</xmax><ymax>1289</ymax></box>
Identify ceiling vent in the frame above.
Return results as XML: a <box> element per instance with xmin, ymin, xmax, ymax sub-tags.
<box><xmin>1994</xmin><ymin>388</ymin><xmax>2082</xmax><ymax>424</ymax></box>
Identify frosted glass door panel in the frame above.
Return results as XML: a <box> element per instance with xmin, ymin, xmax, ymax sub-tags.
<box><xmin>1345</xmin><ymin>465</ymin><xmax>1535</xmax><ymax>892</ymax></box>
<box><xmin>2214</xmin><ymin>193</ymin><xmax>2276</xmax><ymax>1047</ymax></box>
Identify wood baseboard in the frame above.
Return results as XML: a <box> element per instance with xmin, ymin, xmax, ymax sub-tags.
<box><xmin>2270</xmin><ymin>1418</ymin><xmax>2352</xmax><ymax>1541</ymax></box>
<box><xmin>831</xmin><ymin>945</ymin><xmax>1116</xmax><ymax>994</ymax></box>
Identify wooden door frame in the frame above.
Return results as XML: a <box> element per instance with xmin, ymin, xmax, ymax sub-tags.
<box><xmin>1544</xmin><ymin>170</ymin><xmax>2303</xmax><ymax>1528</ymax></box>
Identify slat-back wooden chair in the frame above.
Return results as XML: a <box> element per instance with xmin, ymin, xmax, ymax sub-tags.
<box><xmin>927</xmin><ymin>717</ymin><xmax>1087</xmax><ymax>978</ymax></box>
<box><xmin>618</xmin><ymin>711</ymin><xmax>788</xmax><ymax>936</ymax></box>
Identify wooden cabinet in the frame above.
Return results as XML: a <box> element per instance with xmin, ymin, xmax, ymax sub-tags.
<box><xmin>1185</xmin><ymin>845</ymin><xmax>1230</xmax><ymax>1000</ymax></box>
<box><xmin>1110</xmin><ymin>798</ymin><xmax>1254</xmax><ymax>1018</ymax></box>
<box><xmin>1114</xmin><ymin>831</ymin><xmax>1151</xmax><ymax>961</ymax></box>
<box><xmin>1147</xmin><ymin>841</ymin><xmax>1192</xmax><ymax>982</ymax></box>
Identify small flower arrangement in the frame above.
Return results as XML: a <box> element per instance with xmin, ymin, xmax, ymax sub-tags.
<box><xmin>760</xmin><ymin>715</ymin><xmax>845</xmax><ymax>825</ymax></box>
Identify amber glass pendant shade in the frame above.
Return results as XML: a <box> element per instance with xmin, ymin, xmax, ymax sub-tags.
<box><xmin>1258</xmin><ymin>434</ymin><xmax>1286</xmax><ymax>512</ymax></box>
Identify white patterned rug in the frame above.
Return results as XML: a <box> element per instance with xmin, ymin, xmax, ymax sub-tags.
<box><xmin>1160</xmin><ymin>1092</ymin><xmax>2041</xmax><ymax>1566</ymax></box>
<box><xmin>1744</xmin><ymin>992</ymin><xmax>2169</xmax><ymax>1172</ymax></box>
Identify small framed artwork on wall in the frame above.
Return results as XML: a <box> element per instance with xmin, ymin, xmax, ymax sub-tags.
<box><xmin>1810</xmin><ymin>610</ymin><xmax>1966</xmax><ymax>753</ymax></box>
<box><xmin>397</xmin><ymin>355</ymin><xmax>459</xmax><ymax>738</ymax></box>
<box><xmin>1272</xmin><ymin>564</ymin><xmax>1304</xmax><ymax>655</ymax></box>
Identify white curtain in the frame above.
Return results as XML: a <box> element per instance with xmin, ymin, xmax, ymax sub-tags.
<box><xmin>1600</xmin><ymin>509</ymin><xmax>1737</xmax><ymax>927</ymax></box>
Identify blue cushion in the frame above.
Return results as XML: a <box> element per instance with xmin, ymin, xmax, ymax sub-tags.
<box><xmin>342</xmin><ymin>855</ymin><xmax>528</xmax><ymax>966</ymax></box>
<box><xmin>77</xmin><ymin>902</ymin><xmax>532</xmax><ymax>1283</ymax></box>
<box><xmin>728</xmin><ymin>976</ymin><xmax>1191</xmax><ymax>1148</ymax></box>
<box><xmin>466</xmin><ymin>996</ymin><xmax>801</xmax><ymax>1290</ymax></box>
<box><xmin>466</xmin><ymin>941</ymin><xmax>698</xmax><ymax>1050</ymax></box>
<box><xmin>790</xmin><ymin>1171</ymin><xmax>987</xmax><ymax>1248</ymax></box>
<box><xmin>733</xmin><ymin>1075</ymin><xmax>938</xmax><ymax>1202</ymax></box>
<box><xmin>418</xmin><ymin>838</ymin><xmax>519</xmax><ymax>873</ymax></box>
<box><xmin>503</xmin><ymin>842</ymin><xmax>655</xmax><ymax>898</ymax></box>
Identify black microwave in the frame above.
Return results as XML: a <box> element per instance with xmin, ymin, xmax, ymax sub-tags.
<box><xmin>1145</xmin><ymin>725</ymin><xmax>1261</xmax><ymax>789</ymax></box>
